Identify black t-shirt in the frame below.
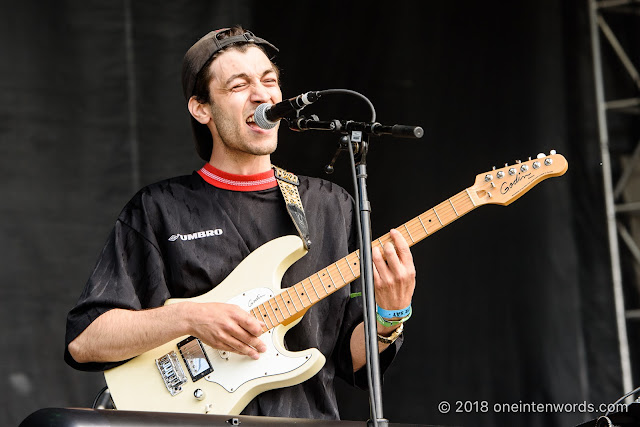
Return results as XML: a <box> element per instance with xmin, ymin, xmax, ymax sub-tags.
<box><xmin>65</xmin><ymin>167</ymin><xmax>401</xmax><ymax>419</ymax></box>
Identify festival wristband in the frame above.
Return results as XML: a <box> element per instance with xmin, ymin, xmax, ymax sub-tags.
<box><xmin>375</xmin><ymin>309</ymin><xmax>412</xmax><ymax>327</ymax></box>
<box><xmin>376</xmin><ymin>304</ymin><xmax>412</xmax><ymax>320</ymax></box>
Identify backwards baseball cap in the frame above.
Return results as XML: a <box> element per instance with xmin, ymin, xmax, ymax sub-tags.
<box><xmin>181</xmin><ymin>27</ymin><xmax>279</xmax><ymax>161</ymax></box>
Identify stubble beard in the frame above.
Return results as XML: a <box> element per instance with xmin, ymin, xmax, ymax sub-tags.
<box><xmin>210</xmin><ymin>102</ymin><xmax>278</xmax><ymax>158</ymax></box>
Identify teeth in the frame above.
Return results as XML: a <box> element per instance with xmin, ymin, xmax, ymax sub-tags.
<box><xmin>246</xmin><ymin>116</ymin><xmax>255</xmax><ymax>123</ymax></box>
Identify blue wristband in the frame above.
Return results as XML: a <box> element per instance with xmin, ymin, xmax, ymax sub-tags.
<box><xmin>376</xmin><ymin>304</ymin><xmax>412</xmax><ymax>319</ymax></box>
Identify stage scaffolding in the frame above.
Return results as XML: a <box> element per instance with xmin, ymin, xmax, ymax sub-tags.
<box><xmin>588</xmin><ymin>0</ymin><xmax>640</xmax><ymax>396</ymax></box>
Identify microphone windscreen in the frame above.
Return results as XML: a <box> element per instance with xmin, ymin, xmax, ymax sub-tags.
<box><xmin>254</xmin><ymin>103</ymin><xmax>278</xmax><ymax>130</ymax></box>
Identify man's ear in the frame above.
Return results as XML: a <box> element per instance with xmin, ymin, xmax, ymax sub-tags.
<box><xmin>188</xmin><ymin>96</ymin><xmax>211</xmax><ymax>125</ymax></box>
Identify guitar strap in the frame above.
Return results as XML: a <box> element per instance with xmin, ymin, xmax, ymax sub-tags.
<box><xmin>272</xmin><ymin>165</ymin><xmax>312</xmax><ymax>250</ymax></box>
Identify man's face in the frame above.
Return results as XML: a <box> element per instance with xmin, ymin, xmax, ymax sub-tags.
<box><xmin>206</xmin><ymin>46</ymin><xmax>282</xmax><ymax>161</ymax></box>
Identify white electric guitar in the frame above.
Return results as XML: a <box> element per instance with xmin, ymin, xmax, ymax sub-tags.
<box><xmin>104</xmin><ymin>152</ymin><xmax>568</xmax><ymax>415</ymax></box>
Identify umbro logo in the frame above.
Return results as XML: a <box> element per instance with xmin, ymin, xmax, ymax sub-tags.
<box><xmin>168</xmin><ymin>229</ymin><xmax>223</xmax><ymax>242</ymax></box>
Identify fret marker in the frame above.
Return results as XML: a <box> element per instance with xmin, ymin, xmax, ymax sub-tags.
<box><xmin>325</xmin><ymin>269</ymin><xmax>337</xmax><ymax>288</ymax></box>
<box><xmin>346</xmin><ymin>258</ymin><xmax>356</xmax><ymax>276</ymax></box>
<box><xmin>316</xmin><ymin>273</ymin><xmax>329</xmax><ymax>293</ymax></box>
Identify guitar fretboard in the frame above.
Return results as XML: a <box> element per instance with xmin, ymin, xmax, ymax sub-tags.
<box><xmin>250</xmin><ymin>188</ymin><xmax>478</xmax><ymax>331</ymax></box>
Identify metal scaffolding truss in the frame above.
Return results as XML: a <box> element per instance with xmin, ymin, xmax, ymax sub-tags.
<box><xmin>588</xmin><ymin>0</ymin><xmax>640</xmax><ymax>395</ymax></box>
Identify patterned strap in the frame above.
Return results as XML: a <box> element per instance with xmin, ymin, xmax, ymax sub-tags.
<box><xmin>272</xmin><ymin>165</ymin><xmax>312</xmax><ymax>250</ymax></box>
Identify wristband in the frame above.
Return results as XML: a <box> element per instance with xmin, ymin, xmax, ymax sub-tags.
<box><xmin>376</xmin><ymin>304</ymin><xmax>412</xmax><ymax>320</ymax></box>
<box><xmin>375</xmin><ymin>308</ymin><xmax>412</xmax><ymax>327</ymax></box>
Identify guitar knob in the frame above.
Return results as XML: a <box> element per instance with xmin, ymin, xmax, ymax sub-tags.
<box><xmin>508</xmin><ymin>168</ymin><xmax>517</xmax><ymax>176</ymax></box>
<box><xmin>520</xmin><ymin>164</ymin><xmax>529</xmax><ymax>172</ymax></box>
<box><xmin>194</xmin><ymin>389</ymin><xmax>205</xmax><ymax>401</ymax></box>
<box><xmin>497</xmin><ymin>171</ymin><xmax>505</xmax><ymax>179</ymax></box>
<box><xmin>485</xmin><ymin>174</ymin><xmax>493</xmax><ymax>182</ymax></box>
<box><xmin>533</xmin><ymin>161</ymin><xmax>541</xmax><ymax>169</ymax></box>
<box><xmin>545</xmin><ymin>158</ymin><xmax>553</xmax><ymax>166</ymax></box>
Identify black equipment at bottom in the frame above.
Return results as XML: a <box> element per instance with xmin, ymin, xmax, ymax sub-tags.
<box><xmin>19</xmin><ymin>408</ymin><xmax>442</xmax><ymax>427</ymax></box>
<box><xmin>575</xmin><ymin>402</ymin><xmax>640</xmax><ymax>427</ymax></box>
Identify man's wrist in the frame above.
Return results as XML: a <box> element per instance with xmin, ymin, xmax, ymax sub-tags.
<box><xmin>377</xmin><ymin>323</ymin><xmax>404</xmax><ymax>345</ymax></box>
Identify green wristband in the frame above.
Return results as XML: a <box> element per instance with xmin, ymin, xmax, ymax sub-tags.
<box><xmin>375</xmin><ymin>307</ymin><xmax>412</xmax><ymax>327</ymax></box>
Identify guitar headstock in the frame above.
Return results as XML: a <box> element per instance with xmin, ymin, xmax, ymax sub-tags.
<box><xmin>470</xmin><ymin>151</ymin><xmax>568</xmax><ymax>206</ymax></box>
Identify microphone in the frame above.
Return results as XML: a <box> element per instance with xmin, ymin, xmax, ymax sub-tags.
<box><xmin>254</xmin><ymin>91</ymin><xmax>320</xmax><ymax>129</ymax></box>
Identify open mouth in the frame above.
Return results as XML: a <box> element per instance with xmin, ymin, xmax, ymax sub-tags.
<box><xmin>246</xmin><ymin>114</ymin><xmax>260</xmax><ymax>130</ymax></box>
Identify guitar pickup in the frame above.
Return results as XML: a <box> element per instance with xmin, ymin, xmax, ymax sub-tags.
<box><xmin>177</xmin><ymin>336</ymin><xmax>214</xmax><ymax>382</ymax></box>
<box><xmin>155</xmin><ymin>351</ymin><xmax>187</xmax><ymax>396</ymax></box>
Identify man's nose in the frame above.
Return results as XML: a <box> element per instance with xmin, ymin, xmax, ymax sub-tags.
<box><xmin>250</xmin><ymin>83</ymin><xmax>271</xmax><ymax>104</ymax></box>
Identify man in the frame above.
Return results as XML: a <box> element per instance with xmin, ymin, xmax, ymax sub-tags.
<box><xmin>65</xmin><ymin>26</ymin><xmax>416</xmax><ymax>420</ymax></box>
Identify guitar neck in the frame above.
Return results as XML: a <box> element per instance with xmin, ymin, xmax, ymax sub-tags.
<box><xmin>250</xmin><ymin>187</ymin><xmax>478</xmax><ymax>331</ymax></box>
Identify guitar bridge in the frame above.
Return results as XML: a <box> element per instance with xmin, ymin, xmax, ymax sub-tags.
<box><xmin>155</xmin><ymin>351</ymin><xmax>187</xmax><ymax>396</ymax></box>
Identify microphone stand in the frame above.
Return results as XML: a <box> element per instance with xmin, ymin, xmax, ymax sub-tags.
<box><xmin>286</xmin><ymin>114</ymin><xmax>422</xmax><ymax>427</ymax></box>
<box><xmin>351</xmin><ymin>132</ymin><xmax>388</xmax><ymax>427</ymax></box>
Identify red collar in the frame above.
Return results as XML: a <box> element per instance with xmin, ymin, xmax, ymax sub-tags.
<box><xmin>197</xmin><ymin>163</ymin><xmax>277</xmax><ymax>191</ymax></box>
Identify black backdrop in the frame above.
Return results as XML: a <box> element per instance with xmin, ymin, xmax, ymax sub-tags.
<box><xmin>1</xmin><ymin>1</ymin><xmax>631</xmax><ymax>426</ymax></box>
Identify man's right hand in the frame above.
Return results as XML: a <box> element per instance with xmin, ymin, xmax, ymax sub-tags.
<box><xmin>185</xmin><ymin>302</ymin><xmax>267</xmax><ymax>360</ymax></box>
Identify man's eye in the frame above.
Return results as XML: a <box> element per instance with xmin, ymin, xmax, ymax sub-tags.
<box><xmin>232</xmin><ymin>83</ymin><xmax>247</xmax><ymax>90</ymax></box>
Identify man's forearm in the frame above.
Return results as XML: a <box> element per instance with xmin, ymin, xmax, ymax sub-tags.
<box><xmin>67</xmin><ymin>304</ymin><xmax>191</xmax><ymax>364</ymax></box>
<box><xmin>68</xmin><ymin>301</ymin><xmax>268</xmax><ymax>365</ymax></box>
<box><xmin>350</xmin><ymin>321</ymin><xmax>402</xmax><ymax>372</ymax></box>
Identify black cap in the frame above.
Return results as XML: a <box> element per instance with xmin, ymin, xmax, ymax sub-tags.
<box><xmin>181</xmin><ymin>28</ymin><xmax>279</xmax><ymax>161</ymax></box>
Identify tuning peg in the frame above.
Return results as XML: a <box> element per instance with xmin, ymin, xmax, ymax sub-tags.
<box><xmin>537</xmin><ymin>153</ymin><xmax>546</xmax><ymax>159</ymax></box>
<box><xmin>516</xmin><ymin>159</ymin><xmax>521</xmax><ymax>164</ymax></box>
<box><xmin>550</xmin><ymin>149</ymin><xmax>556</xmax><ymax>155</ymax></box>
<box><xmin>528</xmin><ymin>156</ymin><xmax>532</xmax><ymax>160</ymax></box>
<box><xmin>504</xmin><ymin>163</ymin><xmax>509</xmax><ymax>167</ymax></box>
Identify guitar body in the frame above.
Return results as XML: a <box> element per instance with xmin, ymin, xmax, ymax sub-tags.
<box><xmin>104</xmin><ymin>235</ymin><xmax>326</xmax><ymax>415</ymax></box>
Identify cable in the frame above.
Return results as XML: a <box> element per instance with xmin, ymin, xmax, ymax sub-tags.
<box><xmin>605</xmin><ymin>384</ymin><xmax>640</xmax><ymax>416</ymax></box>
<box><xmin>317</xmin><ymin>89</ymin><xmax>377</xmax><ymax>123</ymax></box>
<box><xmin>92</xmin><ymin>385</ymin><xmax>109</xmax><ymax>409</ymax></box>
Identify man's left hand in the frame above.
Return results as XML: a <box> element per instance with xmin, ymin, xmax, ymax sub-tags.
<box><xmin>371</xmin><ymin>228</ymin><xmax>416</xmax><ymax>314</ymax></box>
